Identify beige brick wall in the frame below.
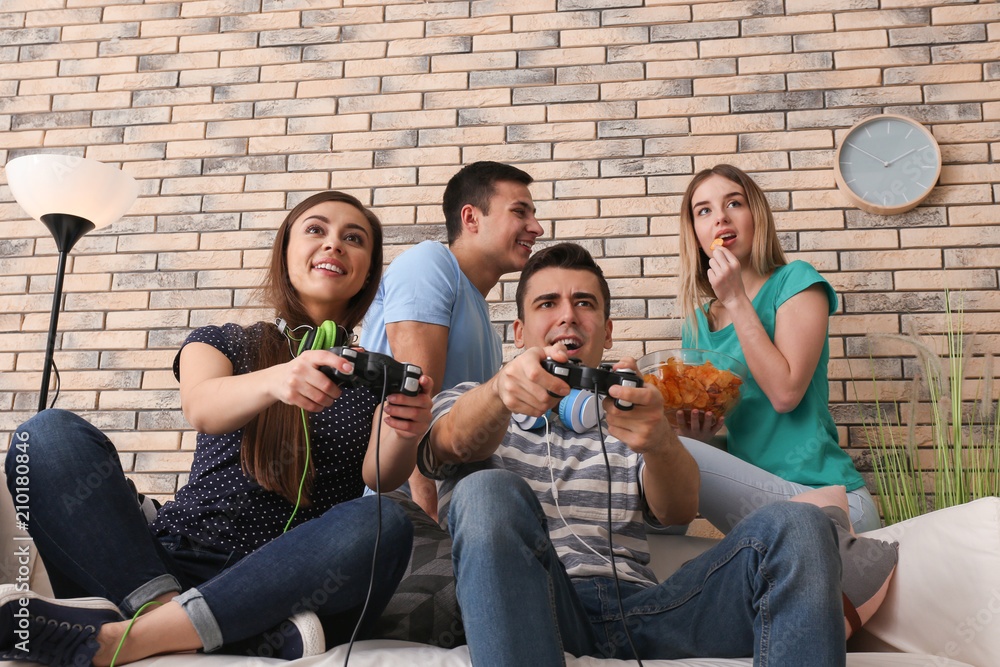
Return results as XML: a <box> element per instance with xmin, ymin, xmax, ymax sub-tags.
<box><xmin>2</xmin><ymin>0</ymin><xmax>998</xmax><ymax>503</ymax></box>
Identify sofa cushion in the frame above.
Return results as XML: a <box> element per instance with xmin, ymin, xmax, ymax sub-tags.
<box><xmin>789</xmin><ymin>486</ymin><xmax>898</xmax><ymax>638</ymax></box>
<box><xmin>371</xmin><ymin>491</ymin><xmax>464</xmax><ymax>648</ymax></box>
<box><xmin>850</xmin><ymin>497</ymin><xmax>1000</xmax><ymax>667</ymax></box>
<box><xmin>4</xmin><ymin>642</ymin><xmax>980</xmax><ymax>666</ymax></box>
<box><xmin>0</xmin><ymin>470</ymin><xmax>52</xmax><ymax>596</ymax></box>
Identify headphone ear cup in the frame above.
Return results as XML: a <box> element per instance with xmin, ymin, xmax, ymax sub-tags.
<box><xmin>313</xmin><ymin>320</ymin><xmax>347</xmax><ymax>350</ymax></box>
<box><xmin>513</xmin><ymin>411</ymin><xmax>550</xmax><ymax>431</ymax></box>
<box><xmin>558</xmin><ymin>389</ymin><xmax>599</xmax><ymax>433</ymax></box>
<box><xmin>315</xmin><ymin>321</ymin><xmax>332</xmax><ymax>350</ymax></box>
<box><xmin>328</xmin><ymin>321</ymin><xmax>347</xmax><ymax>348</ymax></box>
<box><xmin>297</xmin><ymin>328</ymin><xmax>316</xmax><ymax>357</ymax></box>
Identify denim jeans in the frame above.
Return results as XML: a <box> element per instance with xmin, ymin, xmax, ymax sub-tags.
<box><xmin>448</xmin><ymin>469</ymin><xmax>845</xmax><ymax>667</ymax></box>
<box><xmin>682</xmin><ymin>436</ymin><xmax>882</xmax><ymax>534</ymax></box>
<box><xmin>6</xmin><ymin>409</ymin><xmax>413</xmax><ymax>652</ymax></box>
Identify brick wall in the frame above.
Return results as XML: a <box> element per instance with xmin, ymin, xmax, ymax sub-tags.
<box><xmin>1</xmin><ymin>0</ymin><xmax>998</xmax><ymax>503</ymax></box>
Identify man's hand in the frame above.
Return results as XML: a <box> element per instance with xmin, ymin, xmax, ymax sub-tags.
<box><xmin>606</xmin><ymin>357</ymin><xmax>700</xmax><ymax>526</ymax></box>
<box><xmin>603</xmin><ymin>357</ymin><xmax>676</xmax><ymax>456</ymax></box>
<box><xmin>491</xmin><ymin>343</ymin><xmax>572</xmax><ymax>416</ymax></box>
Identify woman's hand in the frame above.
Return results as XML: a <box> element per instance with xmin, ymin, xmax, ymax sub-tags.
<box><xmin>180</xmin><ymin>342</ymin><xmax>357</xmax><ymax>435</ymax></box>
<box><xmin>363</xmin><ymin>375</ymin><xmax>435</xmax><ymax>492</ymax></box>
<box><xmin>381</xmin><ymin>375</ymin><xmax>435</xmax><ymax>441</ymax></box>
<box><xmin>674</xmin><ymin>408</ymin><xmax>724</xmax><ymax>442</ymax></box>
<box><xmin>706</xmin><ymin>246</ymin><xmax>747</xmax><ymax>308</ymax></box>
<box><xmin>268</xmin><ymin>349</ymin><xmax>355</xmax><ymax>412</ymax></box>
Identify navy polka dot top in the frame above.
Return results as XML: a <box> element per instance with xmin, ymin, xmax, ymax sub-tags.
<box><xmin>149</xmin><ymin>322</ymin><xmax>379</xmax><ymax>558</ymax></box>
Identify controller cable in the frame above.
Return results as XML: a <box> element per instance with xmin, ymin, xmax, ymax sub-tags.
<box><xmin>283</xmin><ymin>407</ymin><xmax>312</xmax><ymax>533</ymax></box>
<box><xmin>279</xmin><ymin>321</ymin><xmax>322</xmax><ymax>534</ymax></box>
<box><xmin>48</xmin><ymin>358</ymin><xmax>61</xmax><ymax>409</ymax></box>
<box><xmin>278</xmin><ymin>320</ymin><xmax>388</xmax><ymax>665</ymax></box>
<box><xmin>343</xmin><ymin>364</ymin><xmax>388</xmax><ymax>667</ymax></box>
<box><xmin>538</xmin><ymin>391</ymin><xmax>644</xmax><ymax>663</ymax></box>
<box><xmin>594</xmin><ymin>390</ymin><xmax>643</xmax><ymax>665</ymax></box>
<box><xmin>542</xmin><ymin>413</ymin><xmax>611</xmax><ymax>565</ymax></box>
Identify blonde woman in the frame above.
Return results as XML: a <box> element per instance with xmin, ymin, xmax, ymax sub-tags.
<box><xmin>675</xmin><ymin>164</ymin><xmax>879</xmax><ymax>534</ymax></box>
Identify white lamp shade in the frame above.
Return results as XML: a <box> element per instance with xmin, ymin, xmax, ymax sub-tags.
<box><xmin>5</xmin><ymin>154</ymin><xmax>139</xmax><ymax>230</ymax></box>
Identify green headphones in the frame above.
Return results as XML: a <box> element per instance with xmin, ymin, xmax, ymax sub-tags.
<box><xmin>296</xmin><ymin>319</ymin><xmax>348</xmax><ymax>355</ymax></box>
<box><xmin>276</xmin><ymin>318</ymin><xmax>350</xmax><ymax>356</ymax></box>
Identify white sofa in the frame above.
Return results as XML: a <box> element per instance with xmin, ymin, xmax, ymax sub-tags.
<box><xmin>3</xmin><ymin>468</ymin><xmax>997</xmax><ymax>667</ymax></box>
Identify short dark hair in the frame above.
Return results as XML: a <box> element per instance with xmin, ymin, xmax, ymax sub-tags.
<box><xmin>443</xmin><ymin>161</ymin><xmax>533</xmax><ymax>244</ymax></box>
<box><xmin>515</xmin><ymin>242</ymin><xmax>611</xmax><ymax>321</ymax></box>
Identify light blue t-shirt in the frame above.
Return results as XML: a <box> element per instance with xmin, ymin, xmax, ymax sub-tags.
<box><xmin>360</xmin><ymin>241</ymin><xmax>502</xmax><ymax>391</ymax></box>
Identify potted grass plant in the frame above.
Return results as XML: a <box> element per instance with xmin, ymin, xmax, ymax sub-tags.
<box><xmin>858</xmin><ymin>292</ymin><xmax>1000</xmax><ymax>526</ymax></box>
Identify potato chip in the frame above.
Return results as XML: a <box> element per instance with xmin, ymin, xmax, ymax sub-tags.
<box><xmin>710</xmin><ymin>238</ymin><xmax>723</xmax><ymax>251</ymax></box>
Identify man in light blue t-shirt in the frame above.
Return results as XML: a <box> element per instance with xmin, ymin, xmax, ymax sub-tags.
<box><xmin>361</xmin><ymin>161</ymin><xmax>543</xmax><ymax>519</ymax></box>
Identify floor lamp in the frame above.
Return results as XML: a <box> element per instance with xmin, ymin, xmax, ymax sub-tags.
<box><xmin>5</xmin><ymin>154</ymin><xmax>139</xmax><ymax>412</ymax></box>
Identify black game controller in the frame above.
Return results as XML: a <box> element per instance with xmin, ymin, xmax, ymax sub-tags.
<box><xmin>320</xmin><ymin>347</ymin><xmax>422</xmax><ymax>397</ymax></box>
<box><xmin>540</xmin><ymin>357</ymin><xmax>642</xmax><ymax>411</ymax></box>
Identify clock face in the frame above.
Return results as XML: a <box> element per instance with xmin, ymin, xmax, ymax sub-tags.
<box><xmin>836</xmin><ymin>115</ymin><xmax>941</xmax><ymax>214</ymax></box>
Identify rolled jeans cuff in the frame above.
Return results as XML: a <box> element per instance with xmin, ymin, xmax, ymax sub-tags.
<box><xmin>121</xmin><ymin>574</ymin><xmax>181</xmax><ymax>617</ymax></box>
<box><xmin>175</xmin><ymin>587</ymin><xmax>224</xmax><ymax>652</ymax></box>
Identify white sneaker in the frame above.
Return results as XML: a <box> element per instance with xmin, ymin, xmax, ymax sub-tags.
<box><xmin>225</xmin><ymin>610</ymin><xmax>326</xmax><ymax>659</ymax></box>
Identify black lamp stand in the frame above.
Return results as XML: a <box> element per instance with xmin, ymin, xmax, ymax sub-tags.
<box><xmin>37</xmin><ymin>213</ymin><xmax>95</xmax><ymax>412</ymax></box>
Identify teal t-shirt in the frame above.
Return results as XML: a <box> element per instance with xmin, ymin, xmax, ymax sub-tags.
<box><xmin>681</xmin><ymin>261</ymin><xmax>864</xmax><ymax>490</ymax></box>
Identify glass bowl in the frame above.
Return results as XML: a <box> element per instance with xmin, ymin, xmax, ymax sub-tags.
<box><xmin>638</xmin><ymin>349</ymin><xmax>748</xmax><ymax>425</ymax></box>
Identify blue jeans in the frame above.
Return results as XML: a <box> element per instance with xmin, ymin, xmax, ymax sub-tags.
<box><xmin>682</xmin><ymin>436</ymin><xmax>882</xmax><ymax>534</ymax></box>
<box><xmin>6</xmin><ymin>409</ymin><xmax>413</xmax><ymax>652</ymax></box>
<box><xmin>448</xmin><ymin>469</ymin><xmax>845</xmax><ymax>667</ymax></box>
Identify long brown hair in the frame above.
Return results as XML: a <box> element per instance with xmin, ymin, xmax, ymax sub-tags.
<box><xmin>678</xmin><ymin>164</ymin><xmax>786</xmax><ymax>344</ymax></box>
<box><xmin>242</xmin><ymin>191</ymin><xmax>384</xmax><ymax>504</ymax></box>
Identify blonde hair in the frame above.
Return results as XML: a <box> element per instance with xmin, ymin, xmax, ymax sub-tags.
<box><xmin>677</xmin><ymin>164</ymin><xmax>787</xmax><ymax>343</ymax></box>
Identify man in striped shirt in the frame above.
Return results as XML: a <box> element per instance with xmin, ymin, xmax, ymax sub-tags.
<box><xmin>415</xmin><ymin>243</ymin><xmax>846</xmax><ymax>666</ymax></box>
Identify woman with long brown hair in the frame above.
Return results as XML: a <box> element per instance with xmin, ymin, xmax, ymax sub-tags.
<box><xmin>3</xmin><ymin>191</ymin><xmax>433</xmax><ymax>666</ymax></box>
<box><xmin>675</xmin><ymin>165</ymin><xmax>879</xmax><ymax>534</ymax></box>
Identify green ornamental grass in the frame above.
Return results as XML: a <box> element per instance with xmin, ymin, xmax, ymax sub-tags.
<box><xmin>858</xmin><ymin>292</ymin><xmax>1000</xmax><ymax>526</ymax></box>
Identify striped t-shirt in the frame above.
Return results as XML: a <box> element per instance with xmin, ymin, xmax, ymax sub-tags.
<box><xmin>418</xmin><ymin>381</ymin><xmax>658</xmax><ymax>587</ymax></box>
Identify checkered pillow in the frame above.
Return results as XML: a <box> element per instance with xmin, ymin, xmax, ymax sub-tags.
<box><xmin>372</xmin><ymin>491</ymin><xmax>465</xmax><ymax>647</ymax></box>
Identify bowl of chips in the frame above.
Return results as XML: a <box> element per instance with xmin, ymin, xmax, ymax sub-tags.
<box><xmin>638</xmin><ymin>349</ymin><xmax>748</xmax><ymax>425</ymax></box>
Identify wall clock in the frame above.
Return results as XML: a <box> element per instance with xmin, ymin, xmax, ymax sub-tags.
<box><xmin>833</xmin><ymin>113</ymin><xmax>942</xmax><ymax>215</ymax></box>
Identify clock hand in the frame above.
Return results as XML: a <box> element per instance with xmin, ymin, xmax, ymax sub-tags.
<box><xmin>846</xmin><ymin>141</ymin><xmax>887</xmax><ymax>167</ymax></box>
<box><xmin>885</xmin><ymin>147</ymin><xmax>917</xmax><ymax>166</ymax></box>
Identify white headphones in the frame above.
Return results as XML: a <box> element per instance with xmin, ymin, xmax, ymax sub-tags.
<box><xmin>512</xmin><ymin>389</ymin><xmax>613</xmax><ymax>564</ymax></box>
